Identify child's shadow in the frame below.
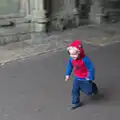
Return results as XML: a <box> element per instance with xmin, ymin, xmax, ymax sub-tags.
<box><xmin>91</xmin><ymin>93</ymin><xmax>104</xmax><ymax>101</ymax></box>
<box><xmin>82</xmin><ymin>88</ymin><xmax>110</xmax><ymax>105</ymax></box>
<box><xmin>92</xmin><ymin>88</ymin><xmax>110</xmax><ymax>101</ymax></box>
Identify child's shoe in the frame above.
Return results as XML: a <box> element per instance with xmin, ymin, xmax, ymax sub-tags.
<box><xmin>68</xmin><ymin>103</ymin><xmax>82</xmax><ymax>110</ymax></box>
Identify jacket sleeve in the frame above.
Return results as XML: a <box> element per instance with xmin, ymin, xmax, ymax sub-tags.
<box><xmin>65</xmin><ymin>57</ymin><xmax>73</xmax><ymax>76</ymax></box>
<box><xmin>82</xmin><ymin>56</ymin><xmax>95</xmax><ymax>80</ymax></box>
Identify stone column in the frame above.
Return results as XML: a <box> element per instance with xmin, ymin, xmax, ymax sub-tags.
<box><xmin>89</xmin><ymin>0</ymin><xmax>103</xmax><ymax>24</ymax></box>
<box><xmin>20</xmin><ymin>0</ymin><xmax>29</xmax><ymax>16</ymax></box>
<box><xmin>63</xmin><ymin>0</ymin><xmax>80</xmax><ymax>26</ymax></box>
<box><xmin>31</xmin><ymin>0</ymin><xmax>48</xmax><ymax>32</ymax></box>
<box><xmin>64</xmin><ymin>0</ymin><xmax>77</xmax><ymax>14</ymax></box>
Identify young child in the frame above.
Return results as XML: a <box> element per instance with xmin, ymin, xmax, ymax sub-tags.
<box><xmin>65</xmin><ymin>40</ymin><xmax>99</xmax><ymax>109</ymax></box>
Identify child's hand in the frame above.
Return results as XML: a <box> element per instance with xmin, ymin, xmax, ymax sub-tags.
<box><xmin>65</xmin><ymin>75</ymin><xmax>70</xmax><ymax>82</ymax></box>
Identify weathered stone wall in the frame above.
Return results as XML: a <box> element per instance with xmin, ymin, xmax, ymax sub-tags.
<box><xmin>89</xmin><ymin>0</ymin><xmax>120</xmax><ymax>24</ymax></box>
<box><xmin>0</xmin><ymin>0</ymin><xmax>20</xmax><ymax>15</ymax></box>
<box><xmin>50</xmin><ymin>0</ymin><xmax>64</xmax><ymax>16</ymax></box>
<box><xmin>49</xmin><ymin>0</ymin><xmax>80</xmax><ymax>30</ymax></box>
<box><xmin>0</xmin><ymin>0</ymin><xmax>32</xmax><ymax>45</ymax></box>
<box><xmin>0</xmin><ymin>0</ymin><xmax>120</xmax><ymax>45</ymax></box>
<box><xmin>0</xmin><ymin>22</ymin><xmax>31</xmax><ymax>45</ymax></box>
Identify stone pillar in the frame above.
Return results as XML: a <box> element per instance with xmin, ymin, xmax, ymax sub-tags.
<box><xmin>31</xmin><ymin>0</ymin><xmax>48</xmax><ymax>32</ymax></box>
<box><xmin>64</xmin><ymin>0</ymin><xmax>77</xmax><ymax>14</ymax></box>
<box><xmin>20</xmin><ymin>0</ymin><xmax>29</xmax><ymax>16</ymax></box>
<box><xmin>89</xmin><ymin>0</ymin><xmax>103</xmax><ymax>24</ymax></box>
<box><xmin>63</xmin><ymin>0</ymin><xmax>80</xmax><ymax>26</ymax></box>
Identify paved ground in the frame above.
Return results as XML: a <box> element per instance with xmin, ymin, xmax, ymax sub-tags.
<box><xmin>0</xmin><ymin>42</ymin><xmax>120</xmax><ymax>120</ymax></box>
<box><xmin>0</xmin><ymin>23</ymin><xmax>120</xmax><ymax>65</ymax></box>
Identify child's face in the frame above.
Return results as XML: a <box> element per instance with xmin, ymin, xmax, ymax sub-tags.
<box><xmin>69</xmin><ymin>50</ymin><xmax>79</xmax><ymax>60</ymax></box>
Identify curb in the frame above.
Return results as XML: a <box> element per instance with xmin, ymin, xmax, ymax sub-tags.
<box><xmin>0</xmin><ymin>46</ymin><xmax>66</xmax><ymax>66</ymax></box>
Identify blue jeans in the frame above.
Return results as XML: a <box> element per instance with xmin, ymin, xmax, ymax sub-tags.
<box><xmin>72</xmin><ymin>79</ymin><xmax>98</xmax><ymax>105</ymax></box>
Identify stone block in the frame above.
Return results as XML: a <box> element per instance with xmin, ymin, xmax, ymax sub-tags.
<box><xmin>31</xmin><ymin>32</ymin><xmax>48</xmax><ymax>44</ymax></box>
<box><xmin>19</xmin><ymin>33</ymin><xmax>31</xmax><ymax>41</ymax></box>
<box><xmin>0</xmin><ymin>37</ymin><xmax>6</xmax><ymax>45</ymax></box>
<box><xmin>0</xmin><ymin>19</ymin><xmax>10</xmax><ymax>26</ymax></box>
<box><xmin>4</xmin><ymin>35</ymin><xmax>18</xmax><ymax>44</ymax></box>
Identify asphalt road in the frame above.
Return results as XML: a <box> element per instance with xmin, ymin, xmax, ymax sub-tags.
<box><xmin>0</xmin><ymin>42</ymin><xmax>120</xmax><ymax>120</ymax></box>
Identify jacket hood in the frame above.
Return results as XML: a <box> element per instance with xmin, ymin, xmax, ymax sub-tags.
<box><xmin>67</xmin><ymin>40</ymin><xmax>85</xmax><ymax>59</ymax></box>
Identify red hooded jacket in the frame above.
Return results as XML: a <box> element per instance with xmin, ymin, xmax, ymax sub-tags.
<box><xmin>66</xmin><ymin>40</ymin><xmax>95</xmax><ymax>81</ymax></box>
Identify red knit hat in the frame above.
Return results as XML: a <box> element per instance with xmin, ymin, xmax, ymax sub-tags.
<box><xmin>67</xmin><ymin>40</ymin><xmax>85</xmax><ymax>58</ymax></box>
